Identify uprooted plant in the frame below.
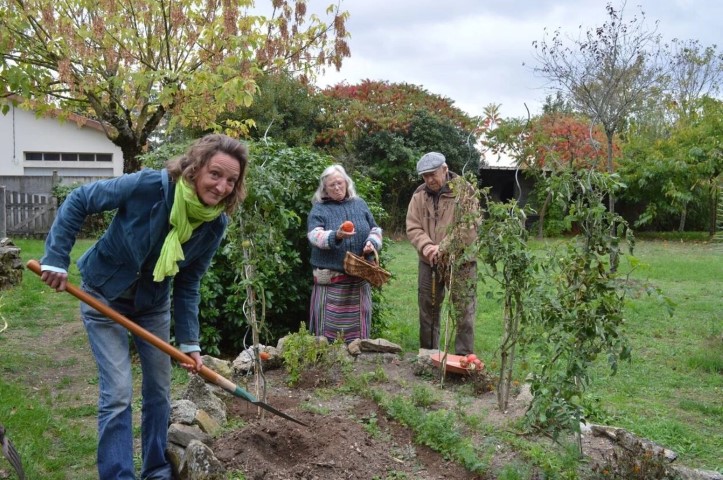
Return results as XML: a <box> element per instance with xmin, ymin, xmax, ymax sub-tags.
<box><xmin>435</xmin><ymin>173</ymin><xmax>483</xmax><ymax>388</ymax></box>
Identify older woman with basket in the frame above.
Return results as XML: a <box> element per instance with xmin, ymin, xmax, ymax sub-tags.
<box><xmin>307</xmin><ymin>164</ymin><xmax>383</xmax><ymax>343</ymax></box>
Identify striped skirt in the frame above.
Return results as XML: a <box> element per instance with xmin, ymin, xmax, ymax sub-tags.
<box><xmin>309</xmin><ymin>274</ymin><xmax>372</xmax><ymax>343</ymax></box>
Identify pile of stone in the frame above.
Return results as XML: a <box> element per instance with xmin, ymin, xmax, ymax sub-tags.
<box><xmin>166</xmin><ymin>357</ymin><xmax>231</xmax><ymax>479</ymax></box>
<box><xmin>0</xmin><ymin>238</ymin><xmax>22</xmax><ymax>291</ymax></box>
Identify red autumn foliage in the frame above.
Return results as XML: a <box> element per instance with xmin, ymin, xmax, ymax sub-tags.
<box><xmin>531</xmin><ymin>114</ymin><xmax>620</xmax><ymax>171</ymax></box>
<box><xmin>315</xmin><ymin>79</ymin><xmax>476</xmax><ymax>149</ymax></box>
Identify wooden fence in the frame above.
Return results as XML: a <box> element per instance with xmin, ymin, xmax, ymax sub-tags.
<box><xmin>1</xmin><ymin>186</ymin><xmax>57</xmax><ymax>237</ymax></box>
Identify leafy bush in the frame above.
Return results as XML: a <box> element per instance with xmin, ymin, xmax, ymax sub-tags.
<box><xmin>51</xmin><ymin>183</ymin><xmax>115</xmax><ymax>238</ymax></box>
<box><xmin>353</xmin><ymin>109</ymin><xmax>480</xmax><ymax>232</ymax></box>
<box><xmin>139</xmin><ymin>137</ymin><xmax>193</xmax><ymax>170</ymax></box>
<box><xmin>525</xmin><ymin>175</ymin><xmax>569</xmax><ymax>237</ymax></box>
<box><xmin>521</xmin><ymin>171</ymin><xmax>637</xmax><ymax>439</ymax></box>
<box><xmin>280</xmin><ymin>323</ymin><xmax>351</xmax><ymax>387</ymax></box>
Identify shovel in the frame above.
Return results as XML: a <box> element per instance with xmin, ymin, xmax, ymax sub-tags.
<box><xmin>26</xmin><ymin>259</ymin><xmax>307</xmax><ymax>427</ymax></box>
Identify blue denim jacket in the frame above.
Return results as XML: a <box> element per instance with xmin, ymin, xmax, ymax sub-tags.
<box><xmin>41</xmin><ymin>168</ymin><xmax>227</xmax><ymax>349</ymax></box>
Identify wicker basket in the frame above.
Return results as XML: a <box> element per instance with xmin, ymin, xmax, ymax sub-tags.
<box><xmin>343</xmin><ymin>249</ymin><xmax>391</xmax><ymax>288</ymax></box>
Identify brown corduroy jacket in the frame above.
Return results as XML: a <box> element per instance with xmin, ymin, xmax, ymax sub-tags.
<box><xmin>405</xmin><ymin>172</ymin><xmax>480</xmax><ymax>266</ymax></box>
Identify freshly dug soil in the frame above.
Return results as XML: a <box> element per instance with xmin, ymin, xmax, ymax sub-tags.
<box><xmin>213</xmin><ymin>358</ymin><xmax>485</xmax><ymax>480</ymax></box>
<box><xmin>211</xmin><ymin>353</ymin><xmax>624</xmax><ymax>479</ymax></box>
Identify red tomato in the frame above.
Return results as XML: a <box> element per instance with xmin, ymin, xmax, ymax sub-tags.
<box><xmin>259</xmin><ymin>351</ymin><xmax>271</xmax><ymax>361</ymax></box>
<box><xmin>473</xmin><ymin>359</ymin><xmax>483</xmax><ymax>369</ymax></box>
<box><xmin>341</xmin><ymin>221</ymin><xmax>354</xmax><ymax>232</ymax></box>
<box><xmin>459</xmin><ymin>357</ymin><xmax>469</xmax><ymax>368</ymax></box>
<box><xmin>466</xmin><ymin>354</ymin><xmax>478</xmax><ymax>362</ymax></box>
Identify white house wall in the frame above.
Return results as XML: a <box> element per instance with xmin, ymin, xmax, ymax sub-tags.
<box><xmin>0</xmin><ymin>103</ymin><xmax>124</xmax><ymax>177</ymax></box>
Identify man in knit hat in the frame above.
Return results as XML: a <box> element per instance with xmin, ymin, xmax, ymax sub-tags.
<box><xmin>405</xmin><ymin>152</ymin><xmax>479</xmax><ymax>355</ymax></box>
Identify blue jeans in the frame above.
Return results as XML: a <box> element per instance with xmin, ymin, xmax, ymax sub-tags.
<box><xmin>81</xmin><ymin>284</ymin><xmax>173</xmax><ymax>480</ymax></box>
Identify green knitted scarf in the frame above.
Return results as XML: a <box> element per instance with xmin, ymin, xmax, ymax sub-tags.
<box><xmin>153</xmin><ymin>178</ymin><xmax>225</xmax><ymax>282</ymax></box>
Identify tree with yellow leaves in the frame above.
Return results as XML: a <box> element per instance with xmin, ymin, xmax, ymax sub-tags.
<box><xmin>0</xmin><ymin>0</ymin><xmax>349</xmax><ymax>172</ymax></box>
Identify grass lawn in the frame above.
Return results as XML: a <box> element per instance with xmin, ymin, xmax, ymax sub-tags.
<box><xmin>1</xmin><ymin>237</ymin><xmax>721</xmax><ymax>476</ymax></box>
<box><xmin>0</xmin><ymin>239</ymin><xmax>99</xmax><ymax>479</ymax></box>
<box><xmin>582</xmin><ymin>240</ymin><xmax>722</xmax><ymax>470</ymax></box>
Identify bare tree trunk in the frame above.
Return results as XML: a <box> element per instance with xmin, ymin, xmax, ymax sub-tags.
<box><xmin>679</xmin><ymin>203</ymin><xmax>688</xmax><ymax>232</ymax></box>
<box><xmin>386</xmin><ymin>190</ymin><xmax>404</xmax><ymax>234</ymax></box>
<box><xmin>574</xmin><ymin>376</ymin><xmax>583</xmax><ymax>456</ymax></box>
<box><xmin>710</xmin><ymin>181</ymin><xmax>719</xmax><ymax>236</ymax></box>
<box><xmin>606</xmin><ymin>134</ymin><xmax>616</xmax><ymax>213</ymax></box>
<box><xmin>606</xmin><ymin>134</ymin><xmax>618</xmax><ymax>272</ymax></box>
<box><xmin>537</xmin><ymin>191</ymin><xmax>552</xmax><ymax>239</ymax></box>
<box><xmin>118</xmin><ymin>139</ymin><xmax>145</xmax><ymax>174</ymax></box>
<box><xmin>497</xmin><ymin>297</ymin><xmax>512</xmax><ymax>411</ymax></box>
<box><xmin>497</xmin><ymin>290</ymin><xmax>521</xmax><ymax>412</ymax></box>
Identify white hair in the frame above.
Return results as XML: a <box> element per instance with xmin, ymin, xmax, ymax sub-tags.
<box><xmin>311</xmin><ymin>164</ymin><xmax>358</xmax><ymax>203</ymax></box>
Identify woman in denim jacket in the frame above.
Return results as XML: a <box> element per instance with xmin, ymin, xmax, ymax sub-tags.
<box><xmin>40</xmin><ymin>134</ymin><xmax>248</xmax><ymax>480</ymax></box>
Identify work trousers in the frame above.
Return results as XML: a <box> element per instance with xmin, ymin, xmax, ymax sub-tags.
<box><xmin>417</xmin><ymin>259</ymin><xmax>476</xmax><ymax>355</ymax></box>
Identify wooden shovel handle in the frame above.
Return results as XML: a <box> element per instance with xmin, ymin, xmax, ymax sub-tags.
<box><xmin>25</xmin><ymin>259</ymin><xmax>240</xmax><ymax>396</ymax></box>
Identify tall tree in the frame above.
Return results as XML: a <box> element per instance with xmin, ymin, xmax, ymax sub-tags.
<box><xmin>316</xmin><ymin>80</ymin><xmax>480</xmax><ymax>231</ymax></box>
<box><xmin>0</xmin><ymin>0</ymin><xmax>349</xmax><ymax>172</ymax></box>
<box><xmin>532</xmin><ymin>1</ymin><xmax>666</xmax><ymax>217</ymax></box>
<box><xmin>317</xmin><ymin>80</ymin><xmax>477</xmax><ymax>150</ymax></box>
<box><xmin>665</xmin><ymin>38</ymin><xmax>723</xmax><ymax>121</ymax></box>
<box><xmin>618</xmin><ymin>40</ymin><xmax>721</xmax><ymax>233</ymax></box>
<box><xmin>483</xmin><ymin>112</ymin><xmax>617</xmax><ymax>237</ymax></box>
<box><xmin>620</xmin><ymin>97</ymin><xmax>722</xmax><ymax>233</ymax></box>
<box><xmin>533</xmin><ymin>114</ymin><xmax>614</xmax><ymax>172</ymax></box>
<box><xmin>356</xmin><ymin>109</ymin><xmax>477</xmax><ymax>230</ymax></box>
<box><xmin>208</xmin><ymin>72</ymin><xmax>326</xmax><ymax>148</ymax></box>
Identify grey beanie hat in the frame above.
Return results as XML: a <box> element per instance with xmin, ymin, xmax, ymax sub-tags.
<box><xmin>417</xmin><ymin>152</ymin><xmax>446</xmax><ymax>175</ymax></box>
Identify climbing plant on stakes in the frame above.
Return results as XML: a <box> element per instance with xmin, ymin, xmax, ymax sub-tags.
<box><xmin>468</xmin><ymin>168</ymin><xmax>670</xmax><ymax>447</ymax></box>
<box><xmin>521</xmin><ymin>170</ymin><xmax>637</xmax><ymax>445</ymax></box>
<box><xmin>238</xmin><ymin>215</ymin><xmax>268</xmax><ymax>403</ymax></box>
<box><xmin>476</xmin><ymin>192</ymin><xmax>536</xmax><ymax>412</ymax></box>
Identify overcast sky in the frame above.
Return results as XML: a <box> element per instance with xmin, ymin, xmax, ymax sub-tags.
<box><xmin>309</xmin><ymin>0</ymin><xmax>722</xmax><ymax>120</ymax></box>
